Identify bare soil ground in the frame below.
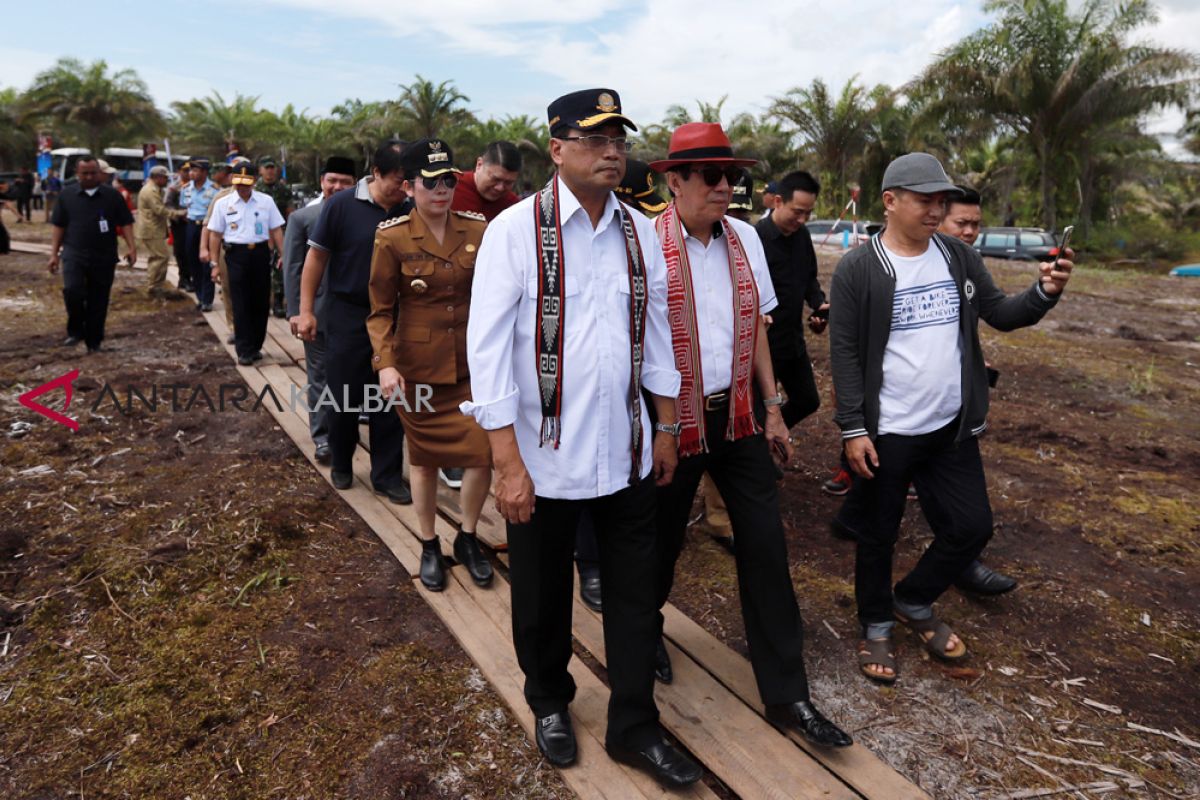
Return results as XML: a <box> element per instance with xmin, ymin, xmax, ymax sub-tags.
<box><xmin>1</xmin><ymin>226</ymin><xmax>1197</xmax><ymax>799</ymax></box>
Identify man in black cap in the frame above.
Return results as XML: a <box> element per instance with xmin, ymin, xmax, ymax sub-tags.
<box><xmin>181</xmin><ymin>158</ymin><xmax>220</xmax><ymax>310</ymax></box>
<box><xmin>284</xmin><ymin>156</ymin><xmax>357</xmax><ymax>463</ymax></box>
<box><xmin>615</xmin><ymin>159</ymin><xmax>668</xmax><ymax>217</ymax></box>
<box><xmin>46</xmin><ymin>156</ymin><xmax>136</xmax><ymax>353</ymax></box>
<box><xmin>206</xmin><ymin>163</ymin><xmax>286</xmax><ymax>365</ymax></box>
<box><xmin>464</xmin><ymin>89</ymin><xmax>700</xmax><ymax>788</ymax></box>
<box><xmin>293</xmin><ymin>140</ymin><xmax>411</xmax><ymax>505</ymax></box>
<box><xmin>257</xmin><ymin>156</ymin><xmax>295</xmax><ymax>319</ymax></box>
<box><xmin>756</xmin><ymin>170</ymin><xmax>827</xmax><ymax>431</ymax></box>
<box><xmin>165</xmin><ymin>162</ymin><xmax>192</xmax><ymax>290</ymax></box>
<box><xmin>727</xmin><ymin>170</ymin><xmax>753</xmax><ymax>223</ymax></box>
<box><xmin>830</xmin><ymin>153</ymin><xmax>1073</xmax><ymax>683</ymax></box>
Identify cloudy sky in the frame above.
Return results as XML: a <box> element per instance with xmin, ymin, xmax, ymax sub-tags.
<box><xmin>2</xmin><ymin>0</ymin><xmax>1195</xmax><ymax>152</ymax></box>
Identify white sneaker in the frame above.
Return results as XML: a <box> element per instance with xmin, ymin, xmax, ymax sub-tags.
<box><xmin>438</xmin><ymin>468</ymin><xmax>464</xmax><ymax>489</ymax></box>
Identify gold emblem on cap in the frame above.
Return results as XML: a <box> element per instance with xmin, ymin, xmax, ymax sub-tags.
<box><xmin>597</xmin><ymin>92</ymin><xmax>616</xmax><ymax>112</ymax></box>
<box><xmin>410</xmin><ymin>279</ymin><xmax>429</xmax><ymax>294</ymax></box>
<box><xmin>430</xmin><ymin>141</ymin><xmax>442</xmax><ymax>151</ymax></box>
<box><xmin>465</xmin><ymin>244</ymin><xmax>476</xmax><ymax>253</ymax></box>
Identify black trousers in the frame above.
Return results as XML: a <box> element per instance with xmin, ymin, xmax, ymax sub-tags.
<box><xmin>508</xmin><ymin>477</ymin><xmax>661</xmax><ymax>749</ymax></box>
<box><xmin>170</xmin><ymin>220</ymin><xmax>189</xmax><ymax>285</ymax></box>
<box><xmin>656</xmin><ymin>404</ymin><xmax>810</xmax><ymax>705</ymax></box>
<box><xmin>849</xmin><ymin>420</ymin><xmax>994</xmax><ymax>628</ymax></box>
<box><xmin>225</xmin><ymin>245</ymin><xmax>271</xmax><ymax>358</ymax></box>
<box><xmin>185</xmin><ymin>222</ymin><xmax>214</xmax><ymax>305</ymax></box>
<box><xmin>303</xmin><ymin>332</ymin><xmax>330</xmax><ymax>446</ymax></box>
<box><xmin>16</xmin><ymin>197</ymin><xmax>32</xmax><ymax>221</ymax></box>
<box><xmin>772</xmin><ymin>337</ymin><xmax>820</xmax><ymax>429</ymax></box>
<box><xmin>574</xmin><ymin>511</ymin><xmax>600</xmax><ymax>578</ymax></box>
<box><xmin>61</xmin><ymin>248</ymin><xmax>116</xmax><ymax>349</ymax></box>
<box><xmin>324</xmin><ymin>295</ymin><xmax>405</xmax><ymax>489</ymax></box>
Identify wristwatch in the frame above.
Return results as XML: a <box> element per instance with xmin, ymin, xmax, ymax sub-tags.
<box><xmin>653</xmin><ymin>421</ymin><xmax>682</xmax><ymax>437</ymax></box>
<box><xmin>764</xmin><ymin>393</ymin><xmax>784</xmax><ymax>407</ymax></box>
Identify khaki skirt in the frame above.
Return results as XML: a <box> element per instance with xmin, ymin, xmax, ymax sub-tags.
<box><xmin>398</xmin><ymin>378</ymin><xmax>491</xmax><ymax>468</ymax></box>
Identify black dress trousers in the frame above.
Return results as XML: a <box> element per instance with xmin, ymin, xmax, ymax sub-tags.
<box><xmin>224</xmin><ymin>244</ymin><xmax>272</xmax><ymax>358</ymax></box>
<box><xmin>655</xmin><ymin>403</ymin><xmax>812</xmax><ymax>706</ymax></box>
<box><xmin>507</xmin><ymin>476</ymin><xmax>662</xmax><ymax>750</ymax></box>
<box><xmin>324</xmin><ymin>294</ymin><xmax>406</xmax><ymax>489</ymax></box>
<box><xmin>61</xmin><ymin>247</ymin><xmax>116</xmax><ymax>349</ymax></box>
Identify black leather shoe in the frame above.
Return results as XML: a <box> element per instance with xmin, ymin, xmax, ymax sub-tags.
<box><xmin>608</xmin><ymin>738</ymin><xmax>702</xmax><ymax>788</ymax></box>
<box><xmin>314</xmin><ymin>443</ymin><xmax>331</xmax><ymax>465</ymax></box>
<box><xmin>579</xmin><ymin>574</ymin><xmax>602</xmax><ymax>612</ymax></box>
<box><xmin>453</xmin><ymin>530</ymin><xmax>493</xmax><ymax>587</ymax></box>
<box><xmin>374</xmin><ymin>481</ymin><xmax>412</xmax><ymax>505</ymax></box>
<box><xmin>765</xmin><ymin>701</ymin><xmax>853</xmax><ymax>748</ymax></box>
<box><xmin>955</xmin><ymin>560</ymin><xmax>1017</xmax><ymax>596</ymax></box>
<box><xmin>237</xmin><ymin>354</ymin><xmax>254</xmax><ymax>366</ymax></box>
<box><xmin>535</xmin><ymin>711</ymin><xmax>576</xmax><ymax>766</ymax></box>
<box><xmin>225</xmin><ymin>334</ymin><xmax>236</xmax><ymax>345</ymax></box>
<box><xmin>250</xmin><ymin>351</ymin><xmax>264</xmax><ymax>362</ymax></box>
<box><xmin>62</xmin><ymin>336</ymin><xmax>82</xmax><ymax>347</ymax></box>
<box><xmin>419</xmin><ymin>539</ymin><xmax>446</xmax><ymax>592</ymax></box>
<box><xmin>331</xmin><ymin>469</ymin><xmax>352</xmax><ymax>490</ymax></box>
<box><xmin>654</xmin><ymin>637</ymin><xmax>673</xmax><ymax>684</ymax></box>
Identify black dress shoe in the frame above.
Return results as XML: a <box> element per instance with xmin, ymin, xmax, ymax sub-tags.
<box><xmin>314</xmin><ymin>443</ymin><xmax>331</xmax><ymax>465</ymax></box>
<box><xmin>62</xmin><ymin>336</ymin><xmax>82</xmax><ymax>346</ymax></box>
<box><xmin>608</xmin><ymin>738</ymin><xmax>702</xmax><ymax>788</ymax></box>
<box><xmin>374</xmin><ymin>481</ymin><xmax>412</xmax><ymax>505</ymax></box>
<box><xmin>453</xmin><ymin>529</ymin><xmax>493</xmax><ymax>587</ymax></box>
<box><xmin>765</xmin><ymin>701</ymin><xmax>853</xmax><ymax>748</ymax></box>
<box><xmin>579</xmin><ymin>574</ymin><xmax>602</xmax><ymax>612</ymax></box>
<box><xmin>419</xmin><ymin>539</ymin><xmax>446</xmax><ymax>592</ymax></box>
<box><xmin>237</xmin><ymin>354</ymin><xmax>254</xmax><ymax>366</ymax></box>
<box><xmin>654</xmin><ymin>637</ymin><xmax>673</xmax><ymax>684</ymax></box>
<box><xmin>251</xmin><ymin>351</ymin><xmax>264</xmax><ymax>362</ymax></box>
<box><xmin>331</xmin><ymin>469</ymin><xmax>352</xmax><ymax>490</ymax></box>
<box><xmin>955</xmin><ymin>560</ymin><xmax>1017</xmax><ymax>595</ymax></box>
<box><xmin>535</xmin><ymin>712</ymin><xmax>576</xmax><ymax>766</ymax></box>
<box><xmin>225</xmin><ymin>334</ymin><xmax>236</xmax><ymax>345</ymax></box>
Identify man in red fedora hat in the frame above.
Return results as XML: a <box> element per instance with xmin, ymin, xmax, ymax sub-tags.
<box><xmin>648</xmin><ymin>122</ymin><xmax>852</xmax><ymax>748</ymax></box>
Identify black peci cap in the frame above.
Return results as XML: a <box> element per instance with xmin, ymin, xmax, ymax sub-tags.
<box><xmin>616</xmin><ymin>159</ymin><xmax>667</xmax><ymax>214</ymax></box>
<box><xmin>547</xmin><ymin>88</ymin><xmax>637</xmax><ymax>137</ymax></box>
<box><xmin>401</xmin><ymin>138</ymin><xmax>461</xmax><ymax>178</ymax></box>
<box><xmin>322</xmin><ymin>156</ymin><xmax>356</xmax><ymax>177</ymax></box>
<box><xmin>230</xmin><ymin>163</ymin><xmax>256</xmax><ymax>186</ymax></box>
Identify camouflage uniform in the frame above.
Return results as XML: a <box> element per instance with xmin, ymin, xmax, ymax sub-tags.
<box><xmin>256</xmin><ymin>178</ymin><xmax>294</xmax><ymax>316</ymax></box>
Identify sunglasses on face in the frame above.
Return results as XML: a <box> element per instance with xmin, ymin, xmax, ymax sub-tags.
<box><xmin>420</xmin><ymin>174</ymin><xmax>458</xmax><ymax>190</ymax></box>
<box><xmin>681</xmin><ymin>164</ymin><xmax>743</xmax><ymax>187</ymax></box>
<box><xmin>560</xmin><ymin>134</ymin><xmax>634</xmax><ymax>153</ymax></box>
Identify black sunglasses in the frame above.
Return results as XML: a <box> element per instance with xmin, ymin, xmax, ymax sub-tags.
<box><xmin>680</xmin><ymin>164</ymin><xmax>743</xmax><ymax>187</ymax></box>
<box><xmin>420</xmin><ymin>174</ymin><xmax>458</xmax><ymax>190</ymax></box>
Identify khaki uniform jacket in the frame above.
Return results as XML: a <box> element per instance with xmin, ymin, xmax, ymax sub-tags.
<box><xmin>367</xmin><ymin>209</ymin><xmax>486</xmax><ymax>385</ymax></box>
<box><xmin>134</xmin><ymin>182</ymin><xmax>176</xmax><ymax>239</ymax></box>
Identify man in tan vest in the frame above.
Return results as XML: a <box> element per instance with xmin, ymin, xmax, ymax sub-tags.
<box><xmin>135</xmin><ymin>165</ymin><xmax>186</xmax><ymax>299</ymax></box>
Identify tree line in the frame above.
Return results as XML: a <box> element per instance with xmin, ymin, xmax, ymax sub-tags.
<box><xmin>2</xmin><ymin>0</ymin><xmax>1197</xmax><ymax>258</ymax></box>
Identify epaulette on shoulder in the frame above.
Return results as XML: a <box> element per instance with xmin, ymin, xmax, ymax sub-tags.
<box><xmin>378</xmin><ymin>215</ymin><xmax>409</xmax><ymax>230</ymax></box>
<box><xmin>453</xmin><ymin>210</ymin><xmax>486</xmax><ymax>222</ymax></box>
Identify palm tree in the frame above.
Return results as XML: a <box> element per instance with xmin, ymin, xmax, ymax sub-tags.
<box><xmin>1184</xmin><ymin>109</ymin><xmax>1200</xmax><ymax>157</ymax></box>
<box><xmin>20</xmin><ymin>58</ymin><xmax>163</xmax><ymax>154</ymax></box>
<box><xmin>0</xmin><ymin>87</ymin><xmax>36</xmax><ymax>170</ymax></box>
<box><xmin>168</xmin><ymin>92</ymin><xmax>284</xmax><ymax>157</ymax></box>
<box><xmin>916</xmin><ymin>0</ymin><xmax>1199</xmax><ymax>230</ymax></box>
<box><xmin>769</xmin><ymin>77</ymin><xmax>874</xmax><ymax>206</ymax></box>
<box><xmin>331</xmin><ymin>98</ymin><xmax>402</xmax><ymax>170</ymax></box>
<box><xmin>394</xmin><ymin>76</ymin><xmax>475</xmax><ymax>139</ymax></box>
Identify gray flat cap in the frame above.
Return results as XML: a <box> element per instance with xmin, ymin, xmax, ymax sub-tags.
<box><xmin>881</xmin><ymin>153</ymin><xmax>963</xmax><ymax>195</ymax></box>
<box><xmin>148</xmin><ymin>165</ymin><xmax>169</xmax><ymax>177</ymax></box>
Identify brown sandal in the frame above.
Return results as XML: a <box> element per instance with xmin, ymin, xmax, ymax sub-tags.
<box><xmin>857</xmin><ymin>637</ymin><xmax>898</xmax><ymax>684</ymax></box>
<box><xmin>894</xmin><ymin>611</ymin><xmax>968</xmax><ymax>660</ymax></box>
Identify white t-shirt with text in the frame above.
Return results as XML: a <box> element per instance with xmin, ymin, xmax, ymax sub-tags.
<box><xmin>877</xmin><ymin>241</ymin><xmax>962</xmax><ymax>436</ymax></box>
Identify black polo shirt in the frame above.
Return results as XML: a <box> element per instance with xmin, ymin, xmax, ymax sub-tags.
<box><xmin>307</xmin><ymin>177</ymin><xmax>392</xmax><ymax>307</ymax></box>
<box><xmin>755</xmin><ymin>214</ymin><xmax>826</xmax><ymax>359</ymax></box>
<box><xmin>51</xmin><ymin>183</ymin><xmax>134</xmax><ymax>262</ymax></box>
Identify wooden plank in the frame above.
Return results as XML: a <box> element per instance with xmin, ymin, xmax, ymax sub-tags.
<box><xmin>662</xmin><ymin>606</ymin><xmax>931</xmax><ymax>800</ymax></box>
<box><xmin>266</xmin><ymin>316</ymin><xmax>307</xmax><ymax>363</ymax></box>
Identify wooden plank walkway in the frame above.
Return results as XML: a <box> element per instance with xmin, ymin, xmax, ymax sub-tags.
<box><xmin>14</xmin><ymin>239</ymin><xmax>929</xmax><ymax>799</ymax></box>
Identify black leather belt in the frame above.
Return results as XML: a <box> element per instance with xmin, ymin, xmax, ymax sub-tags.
<box><xmin>224</xmin><ymin>242</ymin><xmax>267</xmax><ymax>251</ymax></box>
<box><xmin>703</xmin><ymin>391</ymin><xmax>729</xmax><ymax>411</ymax></box>
<box><xmin>189</xmin><ymin>219</ymin><xmax>204</xmax><ymax>226</ymax></box>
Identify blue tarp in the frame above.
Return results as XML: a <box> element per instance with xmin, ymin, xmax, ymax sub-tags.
<box><xmin>1168</xmin><ymin>265</ymin><xmax>1200</xmax><ymax>277</ymax></box>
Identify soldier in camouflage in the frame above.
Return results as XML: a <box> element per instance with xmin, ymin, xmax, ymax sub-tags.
<box><xmin>256</xmin><ymin>156</ymin><xmax>296</xmax><ymax>317</ymax></box>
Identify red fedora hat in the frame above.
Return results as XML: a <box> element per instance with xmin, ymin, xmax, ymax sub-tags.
<box><xmin>648</xmin><ymin>122</ymin><xmax>757</xmax><ymax>172</ymax></box>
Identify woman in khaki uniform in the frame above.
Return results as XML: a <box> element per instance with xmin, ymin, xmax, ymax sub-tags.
<box><xmin>367</xmin><ymin>139</ymin><xmax>493</xmax><ymax>592</ymax></box>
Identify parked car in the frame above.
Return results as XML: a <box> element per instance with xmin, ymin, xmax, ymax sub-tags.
<box><xmin>975</xmin><ymin>227</ymin><xmax>1059</xmax><ymax>261</ymax></box>
<box><xmin>806</xmin><ymin>219</ymin><xmax>880</xmax><ymax>246</ymax></box>
<box><xmin>50</xmin><ymin>146</ymin><xmax>191</xmax><ymax>194</ymax></box>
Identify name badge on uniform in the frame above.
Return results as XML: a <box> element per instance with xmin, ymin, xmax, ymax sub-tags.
<box><xmin>254</xmin><ymin>212</ymin><xmax>263</xmax><ymax>236</ymax></box>
<box><xmin>98</xmin><ymin>218</ymin><xmax>109</xmax><ymax>233</ymax></box>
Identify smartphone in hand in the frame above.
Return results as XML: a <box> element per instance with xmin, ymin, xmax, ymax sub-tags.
<box><xmin>1053</xmin><ymin>225</ymin><xmax>1074</xmax><ymax>265</ymax></box>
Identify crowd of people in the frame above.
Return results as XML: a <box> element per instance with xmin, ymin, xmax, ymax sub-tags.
<box><xmin>25</xmin><ymin>85</ymin><xmax>1075</xmax><ymax>789</ymax></box>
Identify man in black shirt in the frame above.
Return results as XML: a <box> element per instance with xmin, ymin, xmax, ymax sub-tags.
<box><xmin>47</xmin><ymin>157</ymin><xmax>137</xmax><ymax>352</ymax></box>
<box><xmin>293</xmin><ymin>140</ymin><xmax>411</xmax><ymax>504</ymax></box>
<box><xmin>755</xmin><ymin>170</ymin><xmax>828</xmax><ymax>429</ymax></box>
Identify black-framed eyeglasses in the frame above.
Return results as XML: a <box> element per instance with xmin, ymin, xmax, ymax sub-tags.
<box><xmin>420</xmin><ymin>174</ymin><xmax>458</xmax><ymax>190</ymax></box>
<box><xmin>559</xmin><ymin>134</ymin><xmax>633</xmax><ymax>153</ymax></box>
<box><xmin>680</xmin><ymin>164</ymin><xmax>743</xmax><ymax>187</ymax></box>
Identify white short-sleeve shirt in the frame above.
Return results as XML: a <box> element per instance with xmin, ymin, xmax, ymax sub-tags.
<box><xmin>206</xmin><ymin>190</ymin><xmax>285</xmax><ymax>244</ymax></box>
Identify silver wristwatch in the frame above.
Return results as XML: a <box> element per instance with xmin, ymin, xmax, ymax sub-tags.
<box><xmin>654</xmin><ymin>421</ymin><xmax>682</xmax><ymax>436</ymax></box>
<box><xmin>764</xmin><ymin>393</ymin><xmax>785</xmax><ymax>407</ymax></box>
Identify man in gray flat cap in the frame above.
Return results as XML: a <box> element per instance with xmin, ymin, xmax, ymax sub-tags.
<box><xmin>136</xmin><ymin>164</ymin><xmax>187</xmax><ymax>298</ymax></box>
<box><xmin>829</xmin><ymin>153</ymin><xmax>1074</xmax><ymax>684</ymax></box>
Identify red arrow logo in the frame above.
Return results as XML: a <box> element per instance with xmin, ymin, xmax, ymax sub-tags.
<box><xmin>18</xmin><ymin>369</ymin><xmax>80</xmax><ymax>431</ymax></box>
